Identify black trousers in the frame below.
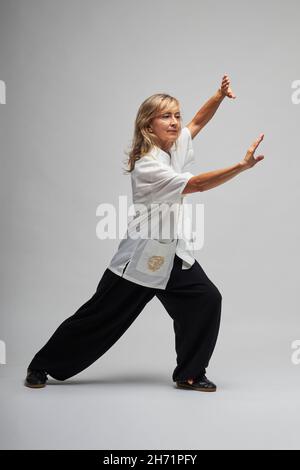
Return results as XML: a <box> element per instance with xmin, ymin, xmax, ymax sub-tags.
<box><xmin>28</xmin><ymin>255</ymin><xmax>222</xmax><ymax>382</ymax></box>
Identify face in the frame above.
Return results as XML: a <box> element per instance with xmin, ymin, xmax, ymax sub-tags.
<box><xmin>148</xmin><ymin>105</ymin><xmax>182</xmax><ymax>152</ymax></box>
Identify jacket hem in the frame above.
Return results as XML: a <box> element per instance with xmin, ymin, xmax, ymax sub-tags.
<box><xmin>107</xmin><ymin>266</ymin><xmax>166</xmax><ymax>290</ymax></box>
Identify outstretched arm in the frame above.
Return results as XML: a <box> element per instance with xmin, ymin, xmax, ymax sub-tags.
<box><xmin>182</xmin><ymin>134</ymin><xmax>265</xmax><ymax>194</ymax></box>
<box><xmin>186</xmin><ymin>74</ymin><xmax>236</xmax><ymax>140</ymax></box>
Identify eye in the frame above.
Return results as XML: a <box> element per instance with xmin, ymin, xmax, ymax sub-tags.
<box><xmin>163</xmin><ymin>114</ymin><xmax>181</xmax><ymax>118</ymax></box>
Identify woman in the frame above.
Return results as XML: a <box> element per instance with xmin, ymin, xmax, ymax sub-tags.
<box><xmin>25</xmin><ymin>75</ymin><xmax>264</xmax><ymax>391</ymax></box>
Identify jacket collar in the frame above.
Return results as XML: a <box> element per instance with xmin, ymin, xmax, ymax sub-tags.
<box><xmin>150</xmin><ymin>141</ymin><xmax>176</xmax><ymax>163</ymax></box>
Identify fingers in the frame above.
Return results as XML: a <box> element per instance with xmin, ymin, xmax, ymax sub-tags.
<box><xmin>222</xmin><ymin>74</ymin><xmax>230</xmax><ymax>87</ymax></box>
<box><xmin>221</xmin><ymin>74</ymin><xmax>236</xmax><ymax>98</ymax></box>
<box><xmin>255</xmin><ymin>133</ymin><xmax>264</xmax><ymax>147</ymax></box>
<box><xmin>251</xmin><ymin>133</ymin><xmax>264</xmax><ymax>152</ymax></box>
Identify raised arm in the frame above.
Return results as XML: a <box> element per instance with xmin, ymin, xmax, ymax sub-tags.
<box><xmin>186</xmin><ymin>74</ymin><xmax>236</xmax><ymax>140</ymax></box>
<box><xmin>182</xmin><ymin>134</ymin><xmax>265</xmax><ymax>194</ymax></box>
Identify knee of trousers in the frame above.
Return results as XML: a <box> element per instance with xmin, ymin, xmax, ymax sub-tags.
<box><xmin>206</xmin><ymin>284</ymin><xmax>222</xmax><ymax>307</ymax></box>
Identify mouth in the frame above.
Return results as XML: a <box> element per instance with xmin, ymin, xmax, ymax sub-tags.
<box><xmin>168</xmin><ymin>130</ymin><xmax>177</xmax><ymax>133</ymax></box>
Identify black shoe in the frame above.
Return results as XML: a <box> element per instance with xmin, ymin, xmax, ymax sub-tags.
<box><xmin>25</xmin><ymin>368</ymin><xmax>48</xmax><ymax>388</ymax></box>
<box><xmin>176</xmin><ymin>375</ymin><xmax>217</xmax><ymax>392</ymax></box>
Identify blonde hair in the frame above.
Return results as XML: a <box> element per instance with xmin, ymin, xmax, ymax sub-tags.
<box><xmin>122</xmin><ymin>93</ymin><xmax>181</xmax><ymax>174</ymax></box>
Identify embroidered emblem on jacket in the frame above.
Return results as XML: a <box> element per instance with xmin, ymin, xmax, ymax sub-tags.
<box><xmin>147</xmin><ymin>256</ymin><xmax>165</xmax><ymax>272</ymax></box>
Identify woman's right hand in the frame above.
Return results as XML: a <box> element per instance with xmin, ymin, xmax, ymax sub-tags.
<box><xmin>240</xmin><ymin>134</ymin><xmax>265</xmax><ymax>170</ymax></box>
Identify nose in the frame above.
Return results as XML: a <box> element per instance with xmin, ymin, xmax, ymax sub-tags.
<box><xmin>170</xmin><ymin>118</ymin><xmax>178</xmax><ymax>128</ymax></box>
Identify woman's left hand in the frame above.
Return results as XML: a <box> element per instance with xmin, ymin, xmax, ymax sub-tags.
<box><xmin>219</xmin><ymin>74</ymin><xmax>236</xmax><ymax>99</ymax></box>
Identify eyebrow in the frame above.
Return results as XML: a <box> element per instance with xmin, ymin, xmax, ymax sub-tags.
<box><xmin>161</xmin><ymin>110</ymin><xmax>181</xmax><ymax>114</ymax></box>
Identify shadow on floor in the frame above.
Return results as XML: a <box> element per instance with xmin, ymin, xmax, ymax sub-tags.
<box><xmin>46</xmin><ymin>372</ymin><xmax>172</xmax><ymax>386</ymax></box>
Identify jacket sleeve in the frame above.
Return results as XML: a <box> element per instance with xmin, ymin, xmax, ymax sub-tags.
<box><xmin>133</xmin><ymin>156</ymin><xmax>194</xmax><ymax>202</ymax></box>
<box><xmin>178</xmin><ymin>126</ymin><xmax>196</xmax><ymax>172</ymax></box>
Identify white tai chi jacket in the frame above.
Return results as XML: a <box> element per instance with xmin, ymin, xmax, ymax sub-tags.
<box><xmin>107</xmin><ymin>126</ymin><xmax>197</xmax><ymax>289</ymax></box>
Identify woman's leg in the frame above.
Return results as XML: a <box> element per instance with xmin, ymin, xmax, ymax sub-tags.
<box><xmin>28</xmin><ymin>268</ymin><xmax>156</xmax><ymax>381</ymax></box>
<box><xmin>155</xmin><ymin>255</ymin><xmax>222</xmax><ymax>383</ymax></box>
